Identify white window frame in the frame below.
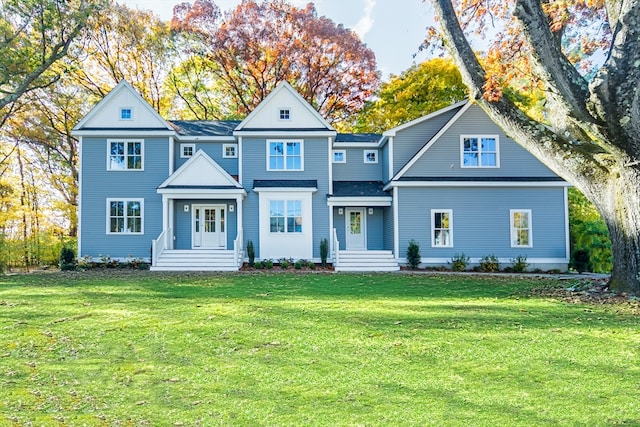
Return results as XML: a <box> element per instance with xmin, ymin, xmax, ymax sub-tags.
<box><xmin>332</xmin><ymin>149</ymin><xmax>346</xmax><ymax>163</ymax></box>
<box><xmin>107</xmin><ymin>139</ymin><xmax>144</xmax><ymax>171</ymax></box>
<box><xmin>106</xmin><ymin>198</ymin><xmax>144</xmax><ymax>235</ymax></box>
<box><xmin>279</xmin><ymin>108</ymin><xmax>291</xmax><ymax>121</ymax></box>
<box><xmin>364</xmin><ymin>149</ymin><xmax>378</xmax><ymax>164</ymax></box>
<box><xmin>460</xmin><ymin>135</ymin><xmax>500</xmax><ymax>168</ymax></box>
<box><xmin>269</xmin><ymin>200</ymin><xmax>303</xmax><ymax>234</ymax></box>
<box><xmin>180</xmin><ymin>143</ymin><xmax>195</xmax><ymax>158</ymax></box>
<box><xmin>431</xmin><ymin>209</ymin><xmax>453</xmax><ymax>247</ymax></box>
<box><xmin>510</xmin><ymin>209</ymin><xmax>533</xmax><ymax>248</ymax></box>
<box><xmin>266</xmin><ymin>139</ymin><xmax>304</xmax><ymax>171</ymax></box>
<box><xmin>223</xmin><ymin>143</ymin><xmax>238</xmax><ymax>158</ymax></box>
<box><xmin>120</xmin><ymin>107</ymin><xmax>133</xmax><ymax>121</ymax></box>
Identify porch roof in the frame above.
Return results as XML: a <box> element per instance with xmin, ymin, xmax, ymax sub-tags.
<box><xmin>253</xmin><ymin>179</ymin><xmax>318</xmax><ymax>189</ymax></box>
<box><xmin>332</xmin><ymin>181</ymin><xmax>388</xmax><ymax>197</ymax></box>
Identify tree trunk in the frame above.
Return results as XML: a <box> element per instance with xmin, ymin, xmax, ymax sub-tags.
<box><xmin>588</xmin><ymin>168</ymin><xmax>640</xmax><ymax>294</ymax></box>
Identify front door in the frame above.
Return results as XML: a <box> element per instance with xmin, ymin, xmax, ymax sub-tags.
<box><xmin>193</xmin><ymin>205</ymin><xmax>226</xmax><ymax>248</ymax></box>
<box><xmin>345</xmin><ymin>208</ymin><xmax>366</xmax><ymax>250</ymax></box>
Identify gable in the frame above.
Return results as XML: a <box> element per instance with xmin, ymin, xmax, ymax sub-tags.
<box><xmin>159</xmin><ymin>150</ymin><xmax>242</xmax><ymax>189</ymax></box>
<box><xmin>235</xmin><ymin>81</ymin><xmax>333</xmax><ymax>131</ymax></box>
<box><xmin>74</xmin><ymin>81</ymin><xmax>171</xmax><ymax>131</ymax></box>
<box><xmin>394</xmin><ymin>103</ymin><xmax>563</xmax><ymax>180</ymax></box>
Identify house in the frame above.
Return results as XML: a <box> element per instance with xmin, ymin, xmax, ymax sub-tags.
<box><xmin>72</xmin><ymin>81</ymin><xmax>570</xmax><ymax>271</ymax></box>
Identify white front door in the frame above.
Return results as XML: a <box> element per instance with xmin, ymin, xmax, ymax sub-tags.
<box><xmin>345</xmin><ymin>208</ymin><xmax>366</xmax><ymax>250</ymax></box>
<box><xmin>193</xmin><ymin>205</ymin><xmax>226</xmax><ymax>248</ymax></box>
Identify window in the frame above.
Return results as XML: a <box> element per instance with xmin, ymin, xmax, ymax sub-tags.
<box><xmin>332</xmin><ymin>150</ymin><xmax>346</xmax><ymax>163</ymax></box>
<box><xmin>223</xmin><ymin>144</ymin><xmax>238</xmax><ymax>158</ymax></box>
<box><xmin>364</xmin><ymin>150</ymin><xmax>378</xmax><ymax>164</ymax></box>
<box><xmin>461</xmin><ymin>135</ymin><xmax>499</xmax><ymax>167</ymax></box>
<box><xmin>431</xmin><ymin>209</ymin><xmax>453</xmax><ymax>247</ymax></box>
<box><xmin>120</xmin><ymin>108</ymin><xmax>132</xmax><ymax>120</ymax></box>
<box><xmin>267</xmin><ymin>140</ymin><xmax>303</xmax><ymax>170</ymax></box>
<box><xmin>511</xmin><ymin>209</ymin><xmax>532</xmax><ymax>247</ymax></box>
<box><xmin>269</xmin><ymin>200</ymin><xmax>302</xmax><ymax>233</ymax></box>
<box><xmin>108</xmin><ymin>139</ymin><xmax>143</xmax><ymax>170</ymax></box>
<box><xmin>279</xmin><ymin>109</ymin><xmax>291</xmax><ymax>120</ymax></box>
<box><xmin>181</xmin><ymin>144</ymin><xmax>195</xmax><ymax>158</ymax></box>
<box><xmin>107</xmin><ymin>199</ymin><xmax>143</xmax><ymax>234</ymax></box>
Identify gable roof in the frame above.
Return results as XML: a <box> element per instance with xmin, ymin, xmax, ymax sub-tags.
<box><xmin>158</xmin><ymin>150</ymin><xmax>243</xmax><ymax>190</ymax></box>
<box><xmin>382</xmin><ymin>100</ymin><xmax>468</xmax><ymax>138</ymax></box>
<box><xmin>73</xmin><ymin>80</ymin><xmax>172</xmax><ymax>132</ymax></box>
<box><xmin>235</xmin><ymin>81</ymin><xmax>335</xmax><ymax>132</ymax></box>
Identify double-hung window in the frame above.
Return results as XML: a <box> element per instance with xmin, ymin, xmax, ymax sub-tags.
<box><xmin>108</xmin><ymin>139</ymin><xmax>143</xmax><ymax>170</ymax></box>
<box><xmin>269</xmin><ymin>200</ymin><xmax>302</xmax><ymax>233</ymax></box>
<box><xmin>510</xmin><ymin>209</ymin><xmax>532</xmax><ymax>247</ymax></box>
<box><xmin>431</xmin><ymin>209</ymin><xmax>453</xmax><ymax>247</ymax></box>
<box><xmin>107</xmin><ymin>199</ymin><xmax>143</xmax><ymax>234</ymax></box>
<box><xmin>268</xmin><ymin>140</ymin><xmax>302</xmax><ymax>171</ymax></box>
<box><xmin>461</xmin><ymin>135</ymin><xmax>499</xmax><ymax>167</ymax></box>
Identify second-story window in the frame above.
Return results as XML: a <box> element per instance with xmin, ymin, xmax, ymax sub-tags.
<box><xmin>268</xmin><ymin>140</ymin><xmax>303</xmax><ymax>171</ymax></box>
<box><xmin>181</xmin><ymin>144</ymin><xmax>195</xmax><ymax>158</ymax></box>
<box><xmin>223</xmin><ymin>144</ymin><xmax>238</xmax><ymax>158</ymax></box>
<box><xmin>108</xmin><ymin>139</ymin><xmax>143</xmax><ymax>170</ymax></box>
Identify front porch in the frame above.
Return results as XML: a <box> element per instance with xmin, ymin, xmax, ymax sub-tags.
<box><xmin>152</xmin><ymin>248</ymin><xmax>241</xmax><ymax>271</ymax></box>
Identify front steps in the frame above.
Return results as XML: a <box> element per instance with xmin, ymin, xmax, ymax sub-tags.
<box><xmin>334</xmin><ymin>250</ymin><xmax>400</xmax><ymax>272</ymax></box>
<box><xmin>152</xmin><ymin>249</ymin><xmax>240</xmax><ymax>271</ymax></box>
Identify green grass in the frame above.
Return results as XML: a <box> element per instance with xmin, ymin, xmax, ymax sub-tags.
<box><xmin>1</xmin><ymin>271</ymin><xmax>639</xmax><ymax>426</ymax></box>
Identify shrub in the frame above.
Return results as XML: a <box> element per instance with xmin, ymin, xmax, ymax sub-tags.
<box><xmin>294</xmin><ymin>261</ymin><xmax>302</xmax><ymax>269</ymax></box>
<box><xmin>406</xmin><ymin>240</ymin><xmax>421</xmax><ymax>269</ymax></box>
<box><xmin>511</xmin><ymin>255</ymin><xmax>529</xmax><ymax>273</ymax></box>
<box><xmin>320</xmin><ymin>238</ymin><xmax>329</xmax><ymax>267</ymax></box>
<box><xmin>246</xmin><ymin>240</ymin><xmax>255</xmax><ymax>267</ymax></box>
<box><xmin>449</xmin><ymin>253</ymin><xmax>470</xmax><ymax>272</ymax></box>
<box><xmin>572</xmin><ymin>249</ymin><xmax>590</xmax><ymax>273</ymax></box>
<box><xmin>479</xmin><ymin>254</ymin><xmax>500</xmax><ymax>272</ymax></box>
<box><xmin>59</xmin><ymin>246</ymin><xmax>76</xmax><ymax>270</ymax></box>
<box><xmin>308</xmin><ymin>261</ymin><xmax>316</xmax><ymax>270</ymax></box>
<box><xmin>279</xmin><ymin>257</ymin><xmax>290</xmax><ymax>269</ymax></box>
<box><xmin>253</xmin><ymin>261</ymin><xmax>263</xmax><ymax>269</ymax></box>
<box><xmin>263</xmin><ymin>259</ymin><xmax>273</xmax><ymax>269</ymax></box>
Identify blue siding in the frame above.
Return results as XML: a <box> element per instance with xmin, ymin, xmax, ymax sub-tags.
<box><xmin>241</xmin><ymin>136</ymin><xmax>330</xmax><ymax>259</ymax></box>
<box><xmin>80</xmin><ymin>136</ymin><xmax>169</xmax><ymax>259</ymax></box>
<box><xmin>174</xmin><ymin>141</ymin><xmax>238</xmax><ymax>175</ymax></box>
<box><xmin>402</xmin><ymin>105</ymin><xmax>557</xmax><ymax>178</ymax></box>
<box><xmin>396</xmin><ymin>186</ymin><xmax>567</xmax><ymax>261</ymax></box>
<box><xmin>332</xmin><ymin>147</ymin><xmax>383</xmax><ymax>181</ymax></box>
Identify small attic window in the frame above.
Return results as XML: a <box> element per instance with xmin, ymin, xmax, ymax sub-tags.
<box><xmin>120</xmin><ymin>108</ymin><xmax>133</xmax><ymax>120</ymax></box>
<box><xmin>279</xmin><ymin>109</ymin><xmax>290</xmax><ymax>120</ymax></box>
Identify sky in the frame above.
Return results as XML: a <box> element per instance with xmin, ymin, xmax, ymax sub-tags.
<box><xmin>119</xmin><ymin>0</ymin><xmax>436</xmax><ymax>77</ymax></box>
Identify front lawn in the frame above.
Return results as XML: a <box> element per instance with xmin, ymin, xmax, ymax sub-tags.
<box><xmin>1</xmin><ymin>271</ymin><xmax>638</xmax><ymax>426</ymax></box>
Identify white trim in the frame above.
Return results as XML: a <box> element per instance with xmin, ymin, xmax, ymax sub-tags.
<box><xmin>254</xmin><ymin>187</ymin><xmax>318</xmax><ymax>193</ymax></box>
<box><xmin>157</xmin><ymin>188</ymin><xmax>246</xmax><ymax>199</ymax></box>
<box><xmin>388</xmin><ymin>137</ymin><xmax>394</xmax><ymax>181</ymax></box>
<box><xmin>192</xmin><ymin>204</ymin><xmax>227</xmax><ymax>249</ymax></box>
<box><xmin>168</xmin><ymin>136</ymin><xmax>174</xmax><ymax>175</ymax></box>
<box><xmin>383</xmin><ymin>100</ymin><xmax>468</xmax><ymax>137</ymax></box>
<box><xmin>391</xmin><ymin>102</ymin><xmax>471</xmax><ymax>181</ymax></box>
<box><xmin>328</xmin><ymin>137</ymin><xmax>333</xmax><ymax>195</ymax></box>
<box><xmin>266</xmin><ymin>139</ymin><xmax>304</xmax><ymax>171</ymax></box>
<box><xmin>332</xmin><ymin>149</ymin><xmax>346</xmax><ymax>163</ymax></box>
<box><xmin>384</xmin><ymin>180</ymin><xmax>570</xmax><ymax>191</ymax></box>
<box><xmin>418</xmin><ymin>257</ymin><xmax>570</xmax><ymax>264</ymax></box>
<box><xmin>180</xmin><ymin>143</ymin><xmax>195</xmax><ymax>158</ymax></box>
<box><xmin>235</xmin><ymin>130</ymin><xmax>336</xmax><ymax>138</ymax></box>
<box><xmin>278</xmin><ymin>107</ymin><xmax>291</xmax><ymax>121</ymax></box>
<box><xmin>510</xmin><ymin>209</ymin><xmax>533</xmax><ymax>248</ymax></box>
<box><xmin>73</xmin><ymin>130</ymin><xmax>175</xmax><ymax>137</ymax></box>
<box><xmin>431</xmin><ymin>209</ymin><xmax>453</xmax><ymax>248</ymax></box>
<box><xmin>460</xmin><ymin>134</ymin><xmax>500</xmax><ymax>168</ymax></box>
<box><xmin>238</xmin><ymin>136</ymin><xmax>243</xmax><ymax>185</ymax></box>
<box><xmin>223</xmin><ymin>143</ymin><xmax>238</xmax><ymax>158</ymax></box>
<box><xmin>106</xmin><ymin>198</ymin><xmax>144</xmax><ymax>235</ymax></box>
<box><xmin>345</xmin><ymin>207</ymin><xmax>367</xmax><ymax>250</ymax></box>
<box><xmin>107</xmin><ymin>139</ymin><xmax>144</xmax><ymax>171</ymax></box>
<box><xmin>333</xmin><ymin>142</ymin><xmax>380</xmax><ymax>149</ymax></box>
<box><xmin>158</xmin><ymin>149</ymin><xmax>243</xmax><ymax>190</ymax></box>
<box><xmin>364</xmin><ymin>149</ymin><xmax>378</xmax><ymax>164</ymax></box>
<box><xmin>393</xmin><ymin>186</ymin><xmax>399</xmax><ymax>260</ymax></box>
<box><xmin>175</xmin><ymin>135</ymin><xmax>236</xmax><ymax>142</ymax></box>
<box><xmin>77</xmin><ymin>136</ymin><xmax>83</xmax><ymax>258</ymax></box>
<box><xmin>327</xmin><ymin>196</ymin><xmax>392</xmax><ymax>207</ymax></box>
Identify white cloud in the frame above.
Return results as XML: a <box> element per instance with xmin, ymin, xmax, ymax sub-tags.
<box><xmin>353</xmin><ymin>0</ymin><xmax>376</xmax><ymax>39</ymax></box>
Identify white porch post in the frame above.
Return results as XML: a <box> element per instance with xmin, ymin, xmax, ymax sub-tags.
<box><xmin>236</xmin><ymin>195</ymin><xmax>243</xmax><ymax>238</ymax></box>
<box><xmin>168</xmin><ymin>199</ymin><xmax>175</xmax><ymax>249</ymax></box>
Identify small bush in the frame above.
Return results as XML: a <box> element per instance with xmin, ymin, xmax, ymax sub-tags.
<box><xmin>279</xmin><ymin>257</ymin><xmax>290</xmax><ymax>269</ymax></box>
<box><xmin>246</xmin><ymin>240</ymin><xmax>255</xmax><ymax>267</ymax></box>
<box><xmin>406</xmin><ymin>240</ymin><xmax>421</xmax><ymax>269</ymax></box>
<box><xmin>572</xmin><ymin>249</ymin><xmax>590</xmax><ymax>273</ymax></box>
<box><xmin>263</xmin><ymin>259</ymin><xmax>273</xmax><ymax>269</ymax></box>
<box><xmin>308</xmin><ymin>261</ymin><xmax>316</xmax><ymax>270</ymax></box>
<box><xmin>59</xmin><ymin>246</ymin><xmax>76</xmax><ymax>271</ymax></box>
<box><xmin>511</xmin><ymin>255</ymin><xmax>529</xmax><ymax>273</ymax></box>
<box><xmin>294</xmin><ymin>261</ymin><xmax>302</xmax><ymax>269</ymax></box>
<box><xmin>479</xmin><ymin>254</ymin><xmax>500</xmax><ymax>272</ymax></box>
<box><xmin>449</xmin><ymin>253</ymin><xmax>470</xmax><ymax>272</ymax></box>
<box><xmin>254</xmin><ymin>261</ymin><xmax>263</xmax><ymax>269</ymax></box>
<box><xmin>320</xmin><ymin>238</ymin><xmax>329</xmax><ymax>267</ymax></box>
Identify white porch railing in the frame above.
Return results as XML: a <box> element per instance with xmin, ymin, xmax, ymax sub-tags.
<box><xmin>152</xmin><ymin>228</ymin><xmax>171</xmax><ymax>267</ymax></box>
<box><xmin>233</xmin><ymin>228</ymin><xmax>244</xmax><ymax>268</ymax></box>
<box><xmin>332</xmin><ymin>228</ymin><xmax>340</xmax><ymax>266</ymax></box>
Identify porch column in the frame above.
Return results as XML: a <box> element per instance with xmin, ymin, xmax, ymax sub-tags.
<box><xmin>236</xmin><ymin>195</ymin><xmax>243</xmax><ymax>239</ymax></box>
<box><xmin>168</xmin><ymin>198</ymin><xmax>175</xmax><ymax>249</ymax></box>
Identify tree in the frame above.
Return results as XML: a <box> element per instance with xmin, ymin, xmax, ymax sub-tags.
<box><xmin>355</xmin><ymin>58</ymin><xmax>466</xmax><ymax>133</ymax></box>
<box><xmin>0</xmin><ymin>0</ymin><xmax>106</xmax><ymax>125</ymax></box>
<box><xmin>172</xmin><ymin>0</ymin><xmax>380</xmax><ymax>127</ymax></box>
<box><xmin>427</xmin><ymin>0</ymin><xmax>640</xmax><ymax>293</ymax></box>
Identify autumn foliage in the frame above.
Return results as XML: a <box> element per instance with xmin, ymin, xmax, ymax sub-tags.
<box><xmin>172</xmin><ymin>0</ymin><xmax>380</xmax><ymax>127</ymax></box>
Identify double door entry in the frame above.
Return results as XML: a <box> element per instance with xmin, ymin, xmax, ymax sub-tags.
<box><xmin>193</xmin><ymin>205</ymin><xmax>226</xmax><ymax>249</ymax></box>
